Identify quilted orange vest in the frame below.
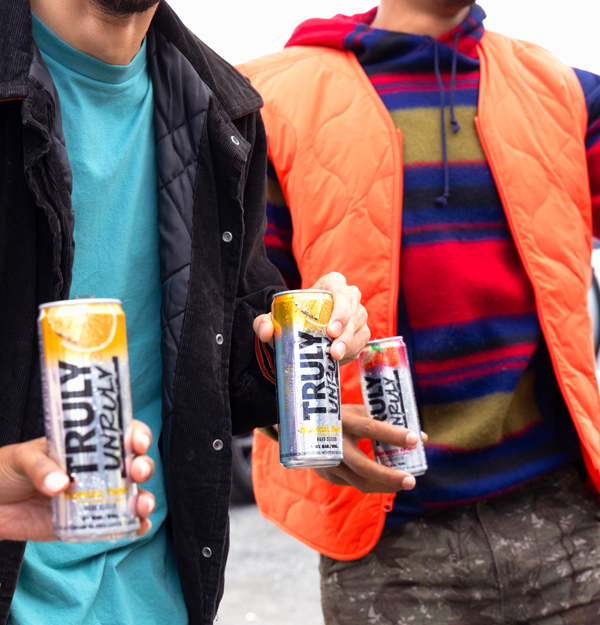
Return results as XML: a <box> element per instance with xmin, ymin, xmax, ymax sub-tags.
<box><xmin>238</xmin><ymin>31</ymin><xmax>600</xmax><ymax>560</ymax></box>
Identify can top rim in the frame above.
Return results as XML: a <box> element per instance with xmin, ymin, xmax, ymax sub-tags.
<box><xmin>273</xmin><ymin>289</ymin><xmax>332</xmax><ymax>298</ymax></box>
<box><xmin>39</xmin><ymin>299</ymin><xmax>122</xmax><ymax>310</ymax></box>
<box><xmin>365</xmin><ymin>336</ymin><xmax>406</xmax><ymax>346</ymax></box>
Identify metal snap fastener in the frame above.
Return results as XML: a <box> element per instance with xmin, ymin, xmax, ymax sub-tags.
<box><xmin>231</xmin><ymin>135</ymin><xmax>240</xmax><ymax>146</ymax></box>
<box><xmin>222</xmin><ymin>231</ymin><xmax>233</xmax><ymax>243</ymax></box>
<box><xmin>202</xmin><ymin>547</ymin><xmax>212</xmax><ymax>558</ymax></box>
<box><xmin>216</xmin><ymin>334</ymin><xmax>224</xmax><ymax>345</ymax></box>
<box><xmin>213</xmin><ymin>439</ymin><xmax>223</xmax><ymax>451</ymax></box>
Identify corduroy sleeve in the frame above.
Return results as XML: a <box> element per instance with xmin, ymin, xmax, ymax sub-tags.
<box><xmin>228</xmin><ymin>112</ymin><xmax>285</xmax><ymax>435</ymax></box>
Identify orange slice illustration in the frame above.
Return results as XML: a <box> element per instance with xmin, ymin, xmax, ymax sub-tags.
<box><xmin>292</xmin><ymin>293</ymin><xmax>333</xmax><ymax>330</ymax></box>
<box><xmin>47</xmin><ymin>306</ymin><xmax>117</xmax><ymax>352</ymax></box>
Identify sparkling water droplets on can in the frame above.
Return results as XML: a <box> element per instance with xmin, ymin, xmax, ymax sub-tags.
<box><xmin>272</xmin><ymin>290</ymin><xmax>343</xmax><ymax>469</ymax></box>
<box><xmin>38</xmin><ymin>299</ymin><xmax>140</xmax><ymax>542</ymax></box>
<box><xmin>358</xmin><ymin>337</ymin><xmax>427</xmax><ymax>476</ymax></box>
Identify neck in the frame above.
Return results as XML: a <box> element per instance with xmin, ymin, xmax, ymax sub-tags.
<box><xmin>371</xmin><ymin>0</ymin><xmax>471</xmax><ymax>38</ymax></box>
<box><xmin>30</xmin><ymin>0</ymin><xmax>158</xmax><ymax>65</ymax></box>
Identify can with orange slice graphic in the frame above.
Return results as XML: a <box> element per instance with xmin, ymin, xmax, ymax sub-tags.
<box><xmin>272</xmin><ymin>290</ymin><xmax>342</xmax><ymax>469</ymax></box>
<box><xmin>358</xmin><ymin>337</ymin><xmax>427</xmax><ymax>476</ymax></box>
<box><xmin>38</xmin><ymin>299</ymin><xmax>140</xmax><ymax>541</ymax></box>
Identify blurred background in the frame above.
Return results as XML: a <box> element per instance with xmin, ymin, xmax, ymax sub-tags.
<box><xmin>163</xmin><ymin>1</ymin><xmax>600</xmax><ymax>623</ymax></box>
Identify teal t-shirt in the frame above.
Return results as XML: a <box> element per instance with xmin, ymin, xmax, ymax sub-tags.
<box><xmin>8</xmin><ymin>14</ymin><xmax>188</xmax><ymax>625</ymax></box>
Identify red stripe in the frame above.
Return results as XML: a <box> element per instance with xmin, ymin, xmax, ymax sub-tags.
<box><xmin>255</xmin><ymin>335</ymin><xmax>275</xmax><ymax>384</ymax></box>
<box><xmin>415</xmin><ymin>343</ymin><xmax>537</xmax><ymax>375</ymax></box>
<box><xmin>264</xmin><ymin>234</ymin><xmax>290</xmax><ymax>249</ymax></box>
<box><xmin>376</xmin><ymin>82</ymin><xmax>480</xmax><ymax>94</ymax></box>
<box><xmin>402</xmin><ymin>239</ymin><xmax>537</xmax><ymax>329</ymax></box>
<box><xmin>403</xmin><ymin>221</ymin><xmax>506</xmax><ymax>235</ymax></box>
<box><xmin>587</xmin><ymin>139</ymin><xmax>600</xmax><ymax>238</ymax></box>
<box><xmin>261</xmin><ymin>340</ymin><xmax>274</xmax><ymax>372</ymax></box>
<box><xmin>417</xmin><ymin>360</ymin><xmax>527</xmax><ymax>387</ymax></box>
<box><xmin>370</xmin><ymin>71</ymin><xmax>480</xmax><ymax>85</ymax></box>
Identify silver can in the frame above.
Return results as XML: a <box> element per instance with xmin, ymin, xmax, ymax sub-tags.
<box><xmin>358</xmin><ymin>337</ymin><xmax>427</xmax><ymax>476</ymax></box>
<box><xmin>38</xmin><ymin>299</ymin><xmax>140</xmax><ymax>542</ymax></box>
<box><xmin>272</xmin><ymin>290</ymin><xmax>342</xmax><ymax>468</ymax></box>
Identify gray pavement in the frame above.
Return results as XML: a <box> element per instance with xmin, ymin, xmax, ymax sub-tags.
<box><xmin>217</xmin><ymin>503</ymin><xmax>324</xmax><ymax>625</ymax></box>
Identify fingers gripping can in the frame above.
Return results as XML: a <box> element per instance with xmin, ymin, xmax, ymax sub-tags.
<box><xmin>38</xmin><ymin>299</ymin><xmax>140</xmax><ymax>542</ymax></box>
<box><xmin>358</xmin><ymin>337</ymin><xmax>427</xmax><ymax>476</ymax></box>
<box><xmin>272</xmin><ymin>290</ymin><xmax>343</xmax><ymax>468</ymax></box>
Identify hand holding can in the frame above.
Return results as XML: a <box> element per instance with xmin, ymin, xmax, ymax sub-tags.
<box><xmin>358</xmin><ymin>337</ymin><xmax>427</xmax><ymax>476</ymax></box>
<box><xmin>272</xmin><ymin>290</ymin><xmax>343</xmax><ymax>469</ymax></box>
<box><xmin>38</xmin><ymin>299</ymin><xmax>146</xmax><ymax>542</ymax></box>
<box><xmin>0</xmin><ymin>425</ymin><xmax>155</xmax><ymax>542</ymax></box>
<box><xmin>253</xmin><ymin>271</ymin><xmax>370</xmax><ymax>364</ymax></box>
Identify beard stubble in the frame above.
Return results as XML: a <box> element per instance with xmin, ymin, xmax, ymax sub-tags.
<box><xmin>90</xmin><ymin>0</ymin><xmax>159</xmax><ymax>18</ymax></box>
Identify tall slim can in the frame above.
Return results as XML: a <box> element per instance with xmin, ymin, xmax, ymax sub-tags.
<box><xmin>272</xmin><ymin>290</ymin><xmax>343</xmax><ymax>468</ymax></box>
<box><xmin>358</xmin><ymin>337</ymin><xmax>427</xmax><ymax>475</ymax></box>
<box><xmin>38</xmin><ymin>299</ymin><xmax>140</xmax><ymax>542</ymax></box>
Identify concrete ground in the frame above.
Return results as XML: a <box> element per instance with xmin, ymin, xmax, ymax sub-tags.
<box><xmin>217</xmin><ymin>503</ymin><xmax>324</xmax><ymax>625</ymax></box>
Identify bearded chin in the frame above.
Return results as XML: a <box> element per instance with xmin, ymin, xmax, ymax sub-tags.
<box><xmin>90</xmin><ymin>0</ymin><xmax>159</xmax><ymax>17</ymax></box>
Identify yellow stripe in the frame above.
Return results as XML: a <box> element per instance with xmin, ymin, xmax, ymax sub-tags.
<box><xmin>390</xmin><ymin>106</ymin><xmax>485</xmax><ymax>165</ymax></box>
<box><xmin>267</xmin><ymin>176</ymin><xmax>287</xmax><ymax>207</ymax></box>
<box><xmin>421</xmin><ymin>370</ymin><xmax>541</xmax><ymax>450</ymax></box>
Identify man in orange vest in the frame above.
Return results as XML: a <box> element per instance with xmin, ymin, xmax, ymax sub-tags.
<box><xmin>239</xmin><ymin>0</ymin><xmax>600</xmax><ymax>622</ymax></box>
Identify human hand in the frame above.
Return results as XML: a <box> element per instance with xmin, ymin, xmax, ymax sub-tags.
<box><xmin>254</xmin><ymin>272</ymin><xmax>370</xmax><ymax>365</ymax></box>
<box><xmin>314</xmin><ymin>404</ymin><xmax>428</xmax><ymax>493</ymax></box>
<box><xmin>0</xmin><ymin>420</ymin><xmax>156</xmax><ymax>542</ymax></box>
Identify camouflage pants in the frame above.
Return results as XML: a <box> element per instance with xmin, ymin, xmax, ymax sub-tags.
<box><xmin>320</xmin><ymin>467</ymin><xmax>600</xmax><ymax>624</ymax></box>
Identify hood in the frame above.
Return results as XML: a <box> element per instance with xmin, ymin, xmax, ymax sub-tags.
<box><xmin>285</xmin><ymin>5</ymin><xmax>486</xmax><ymax>62</ymax></box>
<box><xmin>285</xmin><ymin>4</ymin><xmax>488</xmax><ymax>208</ymax></box>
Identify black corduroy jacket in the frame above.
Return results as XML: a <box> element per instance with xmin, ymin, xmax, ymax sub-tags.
<box><xmin>0</xmin><ymin>2</ymin><xmax>283</xmax><ymax>623</ymax></box>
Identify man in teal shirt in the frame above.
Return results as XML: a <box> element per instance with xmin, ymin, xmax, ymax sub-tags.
<box><xmin>6</xmin><ymin>8</ymin><xmax>190</xmax><ymax>625</ymax></box>
<box><xmin>0</xmin><ymin>0</ymin><xmax>371</xmax><ymax>622</ymax></box>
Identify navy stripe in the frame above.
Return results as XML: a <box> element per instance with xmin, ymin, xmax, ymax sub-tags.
<box><xmin>413</xmin><ymin>313</ymin><xmax>541</xmax><ymax>361</ymax></box>
<box><xmin>403</xmin><ymin>225</ymin><xmax>510</xmax><ymax>246</ymax></box>
<box><xmin>403</xmin><ymin>184</ymin><xmax>502</xmax><ymax>211</ymax></box>
<box><xmin>379</xmin><ymin>88</ymin><xmax>479</xmax><ymax>110</ymax></box>
<box><xmin>402</xmin><ymin>205</ymin><xmax>506</xmax><ymax>227</ymax></box>
<box><xmin>403</xmin><ymin>163</ymin><xmax>498</xmax><ymax>190</ymax></box>
<box><xmin>418</xmin><ymin>366</ymin><xmax>525</xmax><ymax>404</ymax></box>
<box><xmin>421</xmin><ymin>453</ymin><xmax>579</xmax><ymax>504</ymax></box>
<box><xmin>265</xmin><ymin>209</ymin><xmax>293</xmax><ymax>240</ymax></box>
<box><xmin>425</xmin><ymin>421</ymin><xmax>549</xmax><ymax>467</ymax></box>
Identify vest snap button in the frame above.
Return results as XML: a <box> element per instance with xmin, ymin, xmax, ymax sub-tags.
<box><xmin>216</xmin><ymin>334</ymin><xmax>224</xmax><ymax>345</ymax></box>
<box><xmin>222</xmin><ymin>231</ymin><xmax>233</xmax><ymax>243</ymax></box>
<box><xmin>202</xmin><ymin>547</ymin><xmax>212</xmax><ymax>558</ymax></box>
<box><xmin>231</xmin><ymin>135</ymin><xmax>240</xmax><ymax>146</ymax></box>
<box><xmin>213</xmin><ymin>439</ymin><xmax>223</xmax><ymax>451</ymax></box>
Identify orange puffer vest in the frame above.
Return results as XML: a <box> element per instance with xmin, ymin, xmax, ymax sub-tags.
<box><xmin>238</xmin><ymin>31</ymin><xmax>600</xmax><ymax>560</ymax></box>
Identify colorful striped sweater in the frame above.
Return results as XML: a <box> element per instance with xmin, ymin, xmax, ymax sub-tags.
<box><xmin>263</xmin><ymin>4</ymin><xmax>600</xmax><ymax>526</ymax></box>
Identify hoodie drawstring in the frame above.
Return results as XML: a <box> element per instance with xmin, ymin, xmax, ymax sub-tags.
<box><xmin>434</xmin><ymin>30</ymin><xmax>461</xmax><ymax>208</ymax></box>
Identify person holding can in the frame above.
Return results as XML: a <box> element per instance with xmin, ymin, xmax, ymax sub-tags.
<box><xmin>239</xmin><ymin>0</ymin><xmax>600</xmax><ymax>622</ymax></box>
<box><xmin>0</xmin><ymin>1</ymin><xmax>370</xmax><ymax>624</ymax></box>
<box><xmin>0</xmin><ymin>426</ymin><xmax>155</xmax><ymax>543</ymax></box>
